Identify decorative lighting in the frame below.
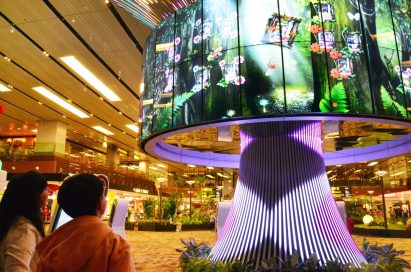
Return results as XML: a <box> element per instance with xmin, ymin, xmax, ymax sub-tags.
<box><xmin>0</xmin><ymin>83</ymin><xmax>12</xmax><ymax>92</ymax></box>
<box><xmin>92</xmin><ymin>126</ymin><xmax>114</xmax><ymax>135</ymax></box>
<box><xmin>367</xmin><ymin>161</ymin><xmax>378</xmax><ymax>166</ymax></box>
<box><xmin>60</xmin><ymin>56</ymin><xmax>121</xmax><ymax>101</ymax></box>
<box><xmin>362</xmin><ymin>215</ymin><xmax>374</xmax><ymax>225</ymax></box>
<box><xmin>102</xmin><ymin>142</ymin><xmax>108</xmax><ymax>148</ymax></box>
<box><xmin>126</xmin><ymin>124</ymin><xmax>139</xmax><ymax>133</ymax></box>
<box><xmin>32</xmin><ymin>87</ymin><xmax>89</xmax><ymax>118</ymax></box>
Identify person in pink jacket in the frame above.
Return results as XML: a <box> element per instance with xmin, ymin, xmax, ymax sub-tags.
<box><xmin>33</xmin><ymin>174</ymin><xmax>135</xmax><ymax>272</ymax></box>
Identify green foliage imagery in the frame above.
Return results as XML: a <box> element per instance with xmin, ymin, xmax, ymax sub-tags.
<box><xmin>319</xmin><ymin>82</ymin><xmax>349</xmax><ymax>113</ymax></box>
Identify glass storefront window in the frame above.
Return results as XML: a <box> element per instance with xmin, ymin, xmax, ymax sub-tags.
<box><xmin>328</xmin><ymin>154</ymin><xmax>411</xmax><ymax>231</ymax></box>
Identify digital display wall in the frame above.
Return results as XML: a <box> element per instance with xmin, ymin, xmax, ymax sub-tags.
<box><xmin>141</xmin><ymin>0</ymin><xmax>411</xmax><ymax>139</ymax></box>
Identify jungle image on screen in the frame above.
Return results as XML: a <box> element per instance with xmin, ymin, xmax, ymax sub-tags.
<box><xmin>141</xmin><ymin>0</ymin><xmax>410</xmax><ymax>138</ymax></box>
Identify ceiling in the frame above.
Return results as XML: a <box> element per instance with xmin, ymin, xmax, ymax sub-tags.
<box><xmin>0</xmin><ymin>0</ymin><xmax>152</xmax><ymax>157</ymax></box>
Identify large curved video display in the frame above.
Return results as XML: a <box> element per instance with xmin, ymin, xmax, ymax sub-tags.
<box><xmin>140</xmin><ymin>0</ymin><xmax>410</xmax><ymax>139</ymax></box>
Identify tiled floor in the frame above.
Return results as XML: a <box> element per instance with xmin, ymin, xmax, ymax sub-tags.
<box><xmin>126</xmin><ymin>230</ymin><xmax>411</xmax><ymax>271</ymax></box>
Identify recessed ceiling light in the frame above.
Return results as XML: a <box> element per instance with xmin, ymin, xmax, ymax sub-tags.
<box><xmin>92</xmin><ymin>126</ymin><xmax>114</xmax><ymax>135</ymax></box>
<box><xmin>367</xmin><ymin>161</ymin><xmax>378</xmax><ymax>166</ymax></box>
<box><xmin>126</xmin><ymin>124</ymin><xmax>139</xmax><ymax>133</ymax></box>
<box><xmin>0</xmin><ymin>83</ymin><xmax>12</xmax><ymax>92</ymax></box>
<box><xmin>60</xmin><ymin>56</ymin><xmax>121</xmax><ymax>101</ymax></box>
<box><xmin>32</xmin><ymin>87</ymin><xmax>89</xmax><ymax>118</ymax></box>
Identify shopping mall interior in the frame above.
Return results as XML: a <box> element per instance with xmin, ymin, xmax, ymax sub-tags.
<box><xmin>1</xmin><ymin>0</ymin><xmax>411</xmax><ymax>270</ymax></box>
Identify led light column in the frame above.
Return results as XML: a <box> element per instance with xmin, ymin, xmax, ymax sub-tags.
<box><xmin>211</xmin><ymin>121</ymin><xmax>365</xmax><ymax>267</ymax></box>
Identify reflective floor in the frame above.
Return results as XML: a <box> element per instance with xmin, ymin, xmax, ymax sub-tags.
<box><xmin>126</xmin><ymin>230</ymin><xmax>411</xmax><ymax>271</ymax></box>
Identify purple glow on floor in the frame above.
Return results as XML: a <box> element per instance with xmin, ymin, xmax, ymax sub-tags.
<box><xmin>210</xmin><ymin>121</ymin><xmax>365</xmax><ymax>268</ymax></box>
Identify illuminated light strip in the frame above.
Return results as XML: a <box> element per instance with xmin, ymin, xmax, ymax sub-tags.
<box><xmin>210</xmin><ymin>121</ymin><xmax>365</xmax><ymax>268</ymax></box>
<box><xmin>60</xmin><ymin>56</ymin><xmax>121</xmax><ymax>102</ymax></box>
<box><xmin>32</xmin><ymin>87</ymin><xmax>89</xmax><ymax>118</ymax></box>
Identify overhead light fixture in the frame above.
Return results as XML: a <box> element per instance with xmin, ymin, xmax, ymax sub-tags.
<box><xmin>149</xmin><ymin>166</ymin><xmax>159</xmax><ymax>171</ymax></box>
<box><xmin>0</xmin><ymin>83</ymin><xmax>12</xmax><ymax>92</ymax></box>
<box><xmin>375</xmin><ymin>170</ymin><xmax>388</xmax><ymax>177</ymax></box>
<box><xmin>32</xmin><ymin>129</ymin><xmax>37</xmax><ymax>133</ymax></box>
<box><xmin>187</xmin><ymin>164</ymin><xmax>196</xmax><ymax>168</ymax></box>
<box><xmin>217</xmin><ymin>173</ymin><xmax>224</xmax><ymax>177</ymax></box>
<box><xmin>367</xmin><ymin>161</ymin><xmax>378</xmax><ymax>167</ymax></box>
<box><xmin>206</xmin><ymin>166</ymin><xmax>214</xmax><ymax>170</ymax></box>
<box><xmin>157</xmin><ymin>163</ymin><xmax>166</xmax><ymax>168</ymax></box>
<box><xmin>32</xmin><ymin>87</ymin><xmax>89</xmax><ymax>118</ymax></box>
<box><xmin>60</xmin><ymin>56</ymin><xmax>121</xmax><ymax>102</ymax></box>
<box><xmin>102</xmin><ymin>142</ymin><xmax>108</xmax><ymax>148</ymax></box>
<box><xmin>206</xmin><ymin>175</ymin><xmax>215</xmax><ymax>179</ymax></box>
<box><xmin>390</xmin><ymin>172</ymin><xmax>404</xmax><ymax>177</ymax></box>
<box><xmin>92</xmin><ymin>126</ymin><xmax>114</xmax><ymax>135</ymax></box>
<box><xmin>126</xmin><ymin>124</ymin><xmax>139</xmax><ymax>133</ymax></box>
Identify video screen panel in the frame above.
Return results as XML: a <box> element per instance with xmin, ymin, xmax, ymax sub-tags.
<box><xmin>139</xmin><ymin>0</ymin><xmax>411</xmax><ymax>138</ymax></box>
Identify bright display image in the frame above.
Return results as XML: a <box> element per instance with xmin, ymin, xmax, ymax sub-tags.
<box><xmin>141</xmin><ymin>0</ymin><xmax>410</xmax><ymax>138</ymax></box>
<box><xmin>138</xmin><ymin>0</ymin><xmax>411</xmax><ymax>268</ymax></box>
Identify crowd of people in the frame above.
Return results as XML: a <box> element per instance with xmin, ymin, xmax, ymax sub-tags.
<box><xmin>0</xmin><ymin>171</ymin><xmax>135</xmax><ymax>272</ymax></box>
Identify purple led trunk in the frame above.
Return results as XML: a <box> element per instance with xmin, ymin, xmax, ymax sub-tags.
<box><xmin>211</xmin><ymin>121</ymin><xmax>365</xmax><ymax>267</ymax></box>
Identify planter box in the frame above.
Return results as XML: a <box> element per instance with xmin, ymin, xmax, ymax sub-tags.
<box><xmin>137</xmin><ymin>223</ymin><xmax>176</xmax><ymax>231</ymax></box>
<box><xmin>125</xmin><ymin>222</ymin><xmax>135</xmax><ymax>230</ymax></box>
<box><xmin>181</xmin><ymin>223</ymin><xmax>215</xmax><ymax>231</ymax></box>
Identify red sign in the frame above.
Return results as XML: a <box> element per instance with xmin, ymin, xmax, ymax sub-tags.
<box><xmin>0</xmin><ymin>104</ymin><xmax>4</xmax><ymax>114</ymax></box>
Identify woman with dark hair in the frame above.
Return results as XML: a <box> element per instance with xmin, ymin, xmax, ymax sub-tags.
<box><xmin>0</xmin><ymin>171</ymin><xmax>48</xmax><ymax>271</ymax></box>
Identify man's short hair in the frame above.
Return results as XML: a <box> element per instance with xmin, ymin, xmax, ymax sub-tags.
<box><xmin>58</xmin><ymin>173</ymin><xmax>104</xmax><ymax>218</ymax></box>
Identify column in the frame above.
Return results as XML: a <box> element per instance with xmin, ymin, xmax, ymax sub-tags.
<box><xmin>106</xmin><ymin>144</ymin><xmax>120</xmax><ymax>170</ymax></box>
<box><xmin>210</xmin><ymin>121</ymin><xmax>365</xmax><ymax>268</ymax></box>
<box><xmin>34</xmin><ymin>121</ymin><xmax>67</xmax><ymax>156</ymax></box>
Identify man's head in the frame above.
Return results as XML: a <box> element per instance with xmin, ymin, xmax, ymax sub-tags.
<box><xmin>58</xmin><ymin>173</ymin><xmax>107</xmax><ymax>218</ymax></box>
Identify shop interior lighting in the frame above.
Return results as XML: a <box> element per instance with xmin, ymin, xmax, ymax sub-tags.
<box><xmin>32</xmin><ymin>87</ymin><xmax>89</xmax><ymax>118</ymax></box>
<box><xmin>217</xmin><ymin>173</ymin><xmax>224</xmax><ymax>177</ymax></box>
<box><xmin>32</xmin><ymin>129</ymin><xmax>37</xmax><ymax>133</ymax></box>
<box><xmin>126</xmin><ymin>124</ymin><xmax>140</xmax><ymax>133</ymax></box>
<box><xmin>367</xmin><ymin>161</ymin><xmax>378</xmax><ymax>166</ymax></box>
<box><xmin>157</xmin><ymin>163</ymin><xmax>166</xmax><ymax>168</ymax></box>
<box><xmin>149</xmin><ymin>166</ymin><xmax>159</xmax><ymax>171</ymax></box>
<box><xmin>187</xmin><ymin>164</ymin><xmax>196</xmax><ymax>168</ymax></box>
<box><xmin>206</xmin><ymin>166</ymin><xmax>214</xmax><ymax>170</ymax></box>
<box><xmin>206</xmin><ymin>175</ymin><xmax>215</xmax><ymax>179</ymax></box>
<box><xmin>92</xmin><ymin>126</ymin><xmax>114</xmax><ymax>135</ymax></box>
<box><xmin>60</xmin><ymin>56</ymin><xmax>121</xmax><ymax>102</ymax></box>
<box><xmin>0</xmin><ymin>83</ymin><xmax>12</xmax><ymax>92</ymax></box>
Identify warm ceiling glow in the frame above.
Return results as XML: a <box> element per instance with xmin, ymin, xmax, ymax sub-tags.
<box><xmin>0</xmin><ymin>83</ymin><xmax>11</xmax><ymax>92</ymax></box>
<box><xmin>32</xmin><ymin>87</ymin><xmax>89</xmax><ymax>118</ymax></box>
<box><xmin>92</xmin><ymin>126</ymin><xmax>114</xmax><ymax>135</ymax></box>
<box><xmin>187</xmin><ymin>164</ymin><xmax>196</xmax><ymax>168</ymax></box>
<box><xmin>60</xmin><ymin>56</ymin><xmax>121</xmax><ymax>102</ymax></box>
<box><xmin>206</xmin><ymin>175</ymin><xmax>215</xmax><ymax>179</ymax></box>
<box><xmin>206</xmin><ymin>166</ymin><xmax>214</xmax><ymax>170</ymax></box>
<box><xmin>32</xmin><ymin>129</ymin><xmax>37</xmax><ymax>133</ymax></box>
<box><xmin>126</xmin><ymin>124</ymin><xmax>139</xmax><ymax>133</ymax></box>
<box><xmin>157</xmin><ymin>163</ymin><xmax>166</xmax><ymax>168</ymax></box>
